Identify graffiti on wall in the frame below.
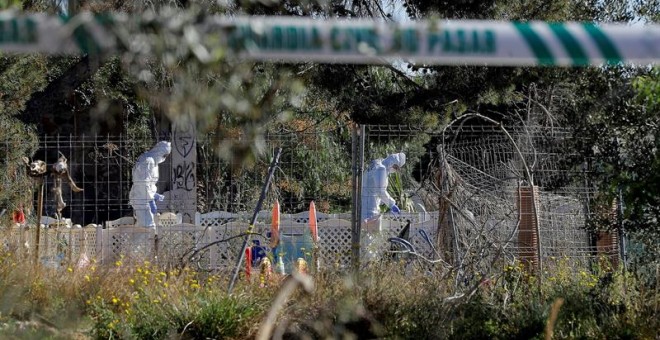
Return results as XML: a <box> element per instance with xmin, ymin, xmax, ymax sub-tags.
<box><xmin>171</xmin><ymin>117</ymin><xmax>197</xmax><ymax>223</ymax></box>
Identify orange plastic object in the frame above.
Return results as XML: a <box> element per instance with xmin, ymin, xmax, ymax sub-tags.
<box><xmin>270</xmin><ymin>200</ymin><xmax>280</xmax><ymax>248</ymax></box>
<box><xmin>245</xmin><ymin>247</ymin><xmax>252</xmax><ymax>279</ymax></box>
<box><xmin>309</xmin><ymin>201</ymin><xmax>318</xmax><ymax>242</ymax></box>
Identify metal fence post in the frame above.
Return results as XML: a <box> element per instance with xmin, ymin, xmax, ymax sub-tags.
<box><xmin>617</xmin><ymin>188</ymin><xmax>627</xmax><ymax>270</ymax></box>
<box><xmin>351</xmin><ymin>124</ymin><xmax>364</xmax><ymax>275</ymax></box>
<box><xmin>228</xmin><ymin>147</ymin><xmax>282</xmax><ymax>294</ymax></box>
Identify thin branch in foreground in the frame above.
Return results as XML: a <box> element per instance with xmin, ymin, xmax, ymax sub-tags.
<box><xmin>256</xmin><ymin>272</ymin><xmax>314</xmax><ymax>340</ymax></box>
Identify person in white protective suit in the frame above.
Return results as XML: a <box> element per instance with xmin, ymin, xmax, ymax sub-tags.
<box><xmin>361</xmin><ymin>152</ymin><xmax>406</xmax><ymax>258</ymax></box>
<box><xmin>129</xmin><ymin>141</ymin><xmax>171</xmax><ymax>228</ymax></box>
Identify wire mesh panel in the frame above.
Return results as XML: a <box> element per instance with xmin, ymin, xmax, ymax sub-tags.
<box><xmin>2</xmin><ymin>126</ymin><xmax>353</xmax><ymax>227</ymax></box>
<box><xmin>0</xmin><ymin>123</ymin><xmax>612</xmax><ymax>272</ymax></box>
<box><xmin>364</xmin><ymin>123</ymin><xmax>604</xmax><ymax>272</ymax></box>
<box><xmin>36</xmin><ymin>134</ymin><xmax>151</xmax><ymax>227</ymax></box>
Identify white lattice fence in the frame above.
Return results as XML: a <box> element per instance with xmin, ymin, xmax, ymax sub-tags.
<box><xmin>96</xmin><ymin>213</ymin><xmax>441</xmax><ymax>269</ymax></box>
<box><xmin>157</xmin><ymin>224</ymin><xmax>211</xmax><ymax>269</ymax></box>
<box><xmin>205</xmin><ymin>222</ymin><xmax>258</xmax><ymax>271</ymax></box>
<box><xmin>318</xmin><ymin>219</ymin><xmax>353</xmax><ymax>269</ymax></box>
<box><xmin>1</xmin><ymin>228</ymin><xmax>30</xmax><ymax>257</ymax></box>
<box><xmin>0</xmin><ymin>211</ymin><xmax>441</xmax><ymax>270</ymax></box>
<box><xmin>100</xmin><ymin>227</ymin><xmax>155</xmax><ymax>264</ymax></box>
<box><xmin>381</xmin><ymin>219</ymin><xmax>439</xmax><ymax>258</ymax></box>
<box><xmin>2</xmin><ymin>227</ymin><xmax>100</xmax><ymax>267</ymax></box>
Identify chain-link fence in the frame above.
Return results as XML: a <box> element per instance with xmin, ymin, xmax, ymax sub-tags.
<box><xmin>362</xmin><ymin>123</ymin><xmax>622</xmax><ymax>271</ymax></box>
<box><xmin>1</xmin><ymin>123</ymin><xmax>622</xmax><ymax>271</ymax></box>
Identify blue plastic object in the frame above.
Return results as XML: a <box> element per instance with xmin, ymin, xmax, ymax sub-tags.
<box><xmin>272</xmin><ymin>228</ymin><xmax>314</xmax><ymax>274</ymax></box>
<box><xmin>250</xmin><ymin>240</ymin><xmax>268</xmax><ymax>268</ymax></box>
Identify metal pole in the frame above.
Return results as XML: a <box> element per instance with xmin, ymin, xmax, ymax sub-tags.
<box><xmin>228</xmin><ymin>147</ymin><xmax>282</xmax><ymax>293</ymax></box>
<box><xmin>358</xmin><ymin>125</ymin><xmax>365</xmax><ymax>254</ymax></box>
<box><xmin>617</xmin><ymin>188</ymin><xmax>627</xmax><ymax>270</ymax></box>
<box><xmin>350</xmin><ymin>125</ymin><xmax>365</xmax><ymax>275</ymax></box>
<box><xmin>351</xmin><ymin>125</ymin><xmax>360</xmax><ymax>274</ymax></box>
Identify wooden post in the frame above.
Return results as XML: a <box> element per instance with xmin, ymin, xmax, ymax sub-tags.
<box><xmin>34</xmin><ymin>178</ymin><xmax>44</xmax><ymax>264</ymax></box>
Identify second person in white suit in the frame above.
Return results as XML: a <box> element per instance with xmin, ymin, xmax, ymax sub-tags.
<box><xmin>361</xmin><ymin>152</ymin><xmax>406</xmax><ymax>259</ymax></box>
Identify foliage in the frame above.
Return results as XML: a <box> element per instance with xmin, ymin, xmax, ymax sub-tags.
<box><xmin>87</xmin><ymin>261</ymin><xmax>267</xmax><ymax>339</ymax></box>
<box><xmin>570</xmin><ymin>67</ymin><xmax>659</xmax><ymax>241</ymax></box>
<box><xmin>621</xmin><ymin>68</ymin><xmax>660</xmax><ymax>286</ymax></box>
<box><xmin>0</xmin><ymin>55</ymin><xmax>47</xmax><ymax>222</ymax></box>
<box><xmin>0</xmin><ymin>116</ymin><xmax>38</xmax><ymax>223</ymax></box>
<box><xmin>0</xmin><ymin>0</ymin><xmax>21</xmax><ymax>10</ymax></box>
<box><xmin>280</xmin><ymin>259</ymin><xmax>658</xmax><ymax>339</ymax></box>
<box><xmin>0</xmin><ymin>238</ymin><xmax>658</xmax><ymax>339</ymax></box>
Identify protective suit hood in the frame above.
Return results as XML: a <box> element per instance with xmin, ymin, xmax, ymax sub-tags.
<box><xmin>138</xmin><ymin>141</ymin><xmax>171</xmax><ymax>165</ymax></box>
<box><xmin>381</xmin><ymin>153</ymin><xmax>406</xmax><ymax>173</ymax></box>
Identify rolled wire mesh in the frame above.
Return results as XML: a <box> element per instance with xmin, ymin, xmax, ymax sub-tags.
<box><xmin>440</xmin><ymin>125</ymin><xmax>597</xmax><ymax>268</ymax></box>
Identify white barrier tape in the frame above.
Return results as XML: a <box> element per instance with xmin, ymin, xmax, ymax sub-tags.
<box><xmin>210</xmin><ymin>17</ymin><xmax>659</xmax><ymax>66</ymax></box>
<box><xmin>0</xmin><ymin>11</ymin><xmax>657</xmax><ymax>66</ymax></box>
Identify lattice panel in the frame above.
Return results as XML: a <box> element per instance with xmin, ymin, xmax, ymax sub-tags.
<box><xmin>105</xmin><ymin>216</ymin><xmax>136</xmax><ymax>228</ymax></box>
<box><xmin>382</xmin><ymin>212</ymin><xmax>432</xmax><ymax>224</ymax></box>
<box><xmin>157</xmin><ymin>225</ymin><xmax>211</xmax><ymax>269</ymax></box>
<box><xmin>37</xmin><ymin>229</ymin><xmax>68</xmax><ymax>267</ymax></box>
<box><xmin>82</xmin><ymin>228</ymin><xmax>100</xmax><ymax>260</ymax></box>
<box><xmin>1</xmin><ymin>228</ymin><xmax>29</xmax><ymax>256</ymax></box>
<box><xmin>205</xmin><ymin>222</ymin><xmax>252</xmax><ymax>271</ymax></box>
<box><xmin>157</xmin><ymin>212</ymin><xmax>182</xmax><ymax>228</ymax></box>
<box><xmin>4</xmin><ymin>215</ymin><xmax>446</xmax><ymax>270</ymax></box>
<box><xmin>69</xmin><ymin>228</ymin><xmax>99</xmax><ymax>265</ymax></box>
<box><xmin>197</xmin><ymin>211</ymin><xmax>240</xmax><ymax>228</ymax></box>
<box><xmin>317</xmin><ymin>219</ymin><xmax>353</xmax><ymax>269</ymax></box>
<box><xmin>289</xmin><ymin>212</ymin><xmax>335</xmax><ymax>224</ymax></box>
<box><xmin>102</xmin><ymin>228</ymin><xmax>155</xmax><ymax>264</ymax></box>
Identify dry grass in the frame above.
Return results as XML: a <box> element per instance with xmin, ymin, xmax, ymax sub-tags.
<box><xmin>0</xmin><ymin>245</ymin><xmax>657</xmax><ymax>339</ymax></box>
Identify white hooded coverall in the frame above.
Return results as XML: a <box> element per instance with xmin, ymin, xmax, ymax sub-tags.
<box><xmin>361</xmin><ymin>152</ymin><xmax>406</xmax><ymax>232</ymax></box>
<box><xmin>129</xmin><ymin>141</ymin><xmax>171</xmax><ymax>227</ymax></box>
